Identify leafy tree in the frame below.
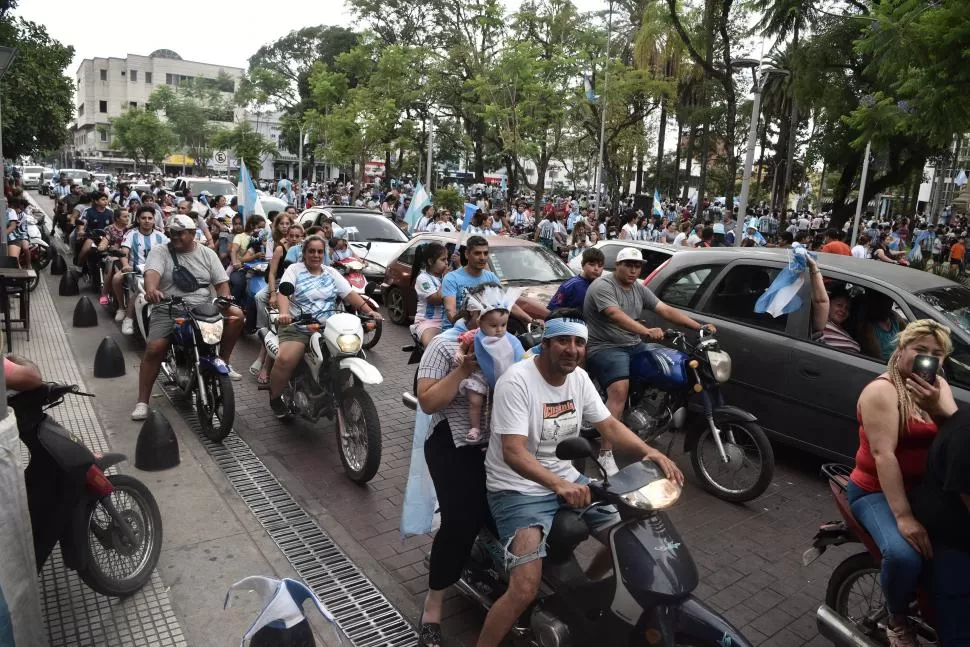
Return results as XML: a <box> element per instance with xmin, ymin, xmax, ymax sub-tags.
<box><xmin>0</xmin><ymin>17</ymin><xmax>74</xmax><ymax>159</ymax></box>
<box><xmin>212</xmin><ymin>122</ymin><xmax>277</xmax><ymax>179</ymax></box>
<box><xmin>147</xmin><ymin>74</ymin><xmax>235</xmax><ymax>172</ymax></box>
<box><xmin>111</xmin><ymin>108</ymin><xmax>176</xmax><ymax>172</ymax></box>
<box><xmin>432</xmin><ymin>187</ymin><xmax>463</xmax><ymax>214</ymax></box>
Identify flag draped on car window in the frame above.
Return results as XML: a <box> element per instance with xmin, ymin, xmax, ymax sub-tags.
<box><xmin>755</xmin><ymin>245</ymin><xmax>814</xmax><ymax>318</ymax></box>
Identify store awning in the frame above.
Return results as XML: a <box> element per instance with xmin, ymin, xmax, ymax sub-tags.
<box><xmin>163</xmin><ymin>154</ymin><xmax>195</xmax><ymax>166</ymax></box>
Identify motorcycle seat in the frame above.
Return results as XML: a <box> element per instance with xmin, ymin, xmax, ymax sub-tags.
<box><xmin>831</xmin><ymin>480</ymin><xmax>881</xmax><ymax>558</ymax></box>
<box><xmin>545</xmin><ymin>509</ymin><xmax>590</xmax><ymax>564</ymax></box>
<box><xmin>190</xmin><ymin>303</ymin><xmax>221</xmax><ymax>319</ymax></box>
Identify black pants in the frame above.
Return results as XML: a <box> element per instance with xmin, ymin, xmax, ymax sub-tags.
<box><xmin>424</xmin><ymin>420</ymin><xmax>488</xmax><ymax>591</ymax></box>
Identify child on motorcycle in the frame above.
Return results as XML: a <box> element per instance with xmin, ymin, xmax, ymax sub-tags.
<box><xmin>412</xmin><ymin>242</ymin><xmax>449</xmax><ymax>347</ymax></box>
<box><xmin>456</xmin><ymin>286</ymin><xmax>525</xmax><ymax>442</ymax></box>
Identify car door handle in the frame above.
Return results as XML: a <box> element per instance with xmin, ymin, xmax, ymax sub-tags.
<box><xmin>800</xmin><ymin>367</ymin><xmax>821</xmax><ymax>378</ymax></box>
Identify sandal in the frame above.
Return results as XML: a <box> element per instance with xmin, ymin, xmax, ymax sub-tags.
<box><xmin>417</xmin><ymin>622</ymin><xmax>442</xmax><ymax>647</ymax></box>
<box><xmin>249</xmin><ymin>360</ymin><xmax>262</xmax><ymax>377</ymax></box>
<box><xmin>256</xmin><ymin>371</ymin><xmax>269</xmax><ymax>385</ymax></box>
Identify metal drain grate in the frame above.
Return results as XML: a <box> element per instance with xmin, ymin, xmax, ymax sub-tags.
<box><xmin>159</xmin><ymin>383</ymin><xmax>417</xmax><ymax>647</ymax></box>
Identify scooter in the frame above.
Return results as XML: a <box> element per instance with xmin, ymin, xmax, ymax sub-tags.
<box><xmin>243</xmin><ymin>259</ymin><xmax>269</xmax><ymax>335</ymax></box>
<box><xmin>594</xmin><ymin>329</ymin><xmax>774</xmax><ymax>504</ymax></box>
<box><xmin>260</xmin><ymin>282</ymin><xmax>383</xmax><ymax>484</ymax></box>
<box><xmin>456</xmin><ymin>436</ymin><xmax>752</xmax><ymax>647</ymax></box>
<box><xmin>333</xmin><ymin>253</ymin><xmax>382</xmax><ymax>350</ymax></box>
<box><xmin>9</xmin><ymin>382</ymin><xmax>163</xmax><ymax>596</ymax></box>
<box><xmin>804</xmin><ymin>464</ymin><xmax>937</xmax><ymax>647</ymax></box>
<box><xmin>155</xmin><ymin>296</ymin><xmax>236</xmax><ymax>442</ymax></box>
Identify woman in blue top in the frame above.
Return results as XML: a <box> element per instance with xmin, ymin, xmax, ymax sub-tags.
<box><xmin>268</xmin><ymin>235</ymin><xmax>383</xmax><ymax>419</ymax></box>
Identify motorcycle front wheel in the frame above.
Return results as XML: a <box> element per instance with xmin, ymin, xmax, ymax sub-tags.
<box><xmin>336</xmin><ymin>385</ymin><xmax>381</xmax><ymax>484</ymax></box>
<box><xmin>362</xmin><ymin>317</ymin><xmax>382</xmax><ymax>350</ymax></box>
<box><xmin>79</xmin><ymin>475</ymin><xmax>163</xmax><ymax>597</ymax></box>
<box><xmin>197</xmin><ymin>367</ymin><xmax>235</xmax><ymax>442</ymax></box>
<box><xmin>689</xmin><ymin>421</ymin><xmax>774</xmax><ymax>503</ymax></box>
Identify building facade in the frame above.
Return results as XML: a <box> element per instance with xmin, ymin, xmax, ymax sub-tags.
<box><xmin>70</xmin><ymin>49</ymin><xmax>244</xmax><ymax>171</ymax></box>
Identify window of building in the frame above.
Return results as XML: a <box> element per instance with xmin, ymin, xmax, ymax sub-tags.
<box><xmin>145</xmin><ymin>72</ymin><xmax>152</xmax><ymax>84</ymax></box>
<box><xmin>99</xmin><ymin>128</ymin><xmax>108</xmax><ymax>143</ymax></box>
<box><xmin>130</xmin><ymin>70</ymin><xmax>137</xmax><ymax>82</ymax></box>
<box><xmin>78</xmin><ymin>103</ymin><xmax>84</xmax><ymax>116</ymax></box>
<box><xmin>99</xmin><ymin>69</ymin><xmax>107</xmax><ymax>81</ymax></box>
<box><xmin>99</xmin><ymin>100</ymin><xmax>107</xmax><ymax>113</ymax></box>
<box><xmin>129</xmin><ymin>101</ymin><xmax>137</xmax><ymax>109</ymax></box>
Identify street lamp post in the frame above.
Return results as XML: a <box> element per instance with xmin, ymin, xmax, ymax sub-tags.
<box><xmin>425</xmin><ymin>117</ymin><xmax>434</xmax><ymax>190</ymax></box>
<box><xmin>850</xmin><ymin>139</ymin><xmax>873</xmax><ymax>247</ymax></box>
<box><xmin>734</xmin><ymin>63</ymin><xmax>788</xmax><ymax>247</ymax></box>
<box><xmin>298</xmin><ymin>122</ymin><xmax>306</xmax><ymax>188</ymax></box>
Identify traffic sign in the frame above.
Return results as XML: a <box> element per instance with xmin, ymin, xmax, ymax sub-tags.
<box><xmin>213</xmin><ymin>151</ymin><xmax>228</xmax><ymax>165</ymax></box>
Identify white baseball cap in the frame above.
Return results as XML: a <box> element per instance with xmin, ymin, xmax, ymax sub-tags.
<box><xmin>615</xmin><ymin>247</ymin><xmax>644</xmax><ymax>264</ymax></box>
<box><xmin>167</xmin><ymin>214</ymin><xmax>197</xmax><ymax>231</ymax></box>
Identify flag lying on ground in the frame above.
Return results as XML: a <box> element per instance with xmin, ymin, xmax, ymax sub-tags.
<box><xmin>653</xmin><ymin>189</ymin><xmax>663</xmax><ymax>217</ymax></box>
<box><xmin>405</xmin><ymin>181</ymin><xmax>431</xmax><ymax>230</ymax></box>
<box><xmin>755</xmin><ymin>244</ymin><xmax>813</xmax><ymax>318</ymax></box>
<box><xmin>237</xmin><ymin>161</ymin><xmax>265</xmax><ymax>224</ymax></box>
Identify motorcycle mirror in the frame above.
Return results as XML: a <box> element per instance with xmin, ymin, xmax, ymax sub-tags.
<box><xmin>365</xmin><ymin>241</ymin><xmax>372</xmax><ymax>251</ymax></box>
<box><xmin>554</xmin><ymin>437</ymin><xmax>593</xmax><ymax>461</ymax></box>
<box><xmin>278</xmin><ymin>282</ymin><xmax>295</xmax><ymax>297</ymax></box>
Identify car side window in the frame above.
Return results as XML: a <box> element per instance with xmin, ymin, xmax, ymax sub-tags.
<box><xmin>638</xmin><ymin>250</ymin><xmax>669</xmax><ymax>279</ymax></box>
<box><xmin>656</xmin><ymin>265</ymin><xmax>719</xmax><ymax>309</ymax></box>
<box><xmin>600</xmin><ymin>244</ymin><xmax>621</xmax><ymax>270</ymax></box>
<box><xmin>398</xmin><ymin>242</ymin><xmax>419</xmax><ymax>267</ymax></box>
<box><xmin>703</xmin><ymin>264</ymin><xmax>788</xmax><ymax>331</ymax></box>
<box><xmin>811</xmin><ymin>274</ymin><xmax>909</xmax><ymax>363</ymax></box>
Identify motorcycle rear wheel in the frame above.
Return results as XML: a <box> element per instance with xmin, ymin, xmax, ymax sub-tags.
<box><xmin>197</xmin><ymin>368</ymin><xmax>235</xmax><ymax>442</ymax></box>
<box><xmin>689</xmin><ymin>421</ymin><xmax>774</xmax><ymax>503</ymax></box>
<box><xmin>78</xmin><ymin>475</ymin><xmax>163</xmax><ymax>597</ymax></box>
<box><xmin>825</xmin><ymin>552</ymin><xmax>887</xmax><ymax>642</ymax></box>
<box><xmin>336</xmin><ymin>385</ymin><xmax>381</xmax><ymax>484</ymax></box>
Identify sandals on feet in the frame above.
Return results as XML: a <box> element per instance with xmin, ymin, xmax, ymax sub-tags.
<box><xmin>256</xmin><ymin>371</ymin><xmax>269</xmax><ymax>385</ymax></box>
<box><xmin>417</xmin><ymin>622</ymin><xmax>442</xmax><ymax>647</ymax></box>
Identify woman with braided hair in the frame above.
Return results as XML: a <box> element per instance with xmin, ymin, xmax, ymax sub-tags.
<box><xmin>848</xmin><ymin>319</ymin><xmax>957</xmax><ymax>647</ymax></box>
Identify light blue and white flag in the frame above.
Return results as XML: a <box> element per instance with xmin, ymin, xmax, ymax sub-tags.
<box><xmin>461</xmin><ymin>202</ymin><xmax>478</xmax><ymax>231</ymax></box>
<box><xmin>237</xmin><ymin>161</ymin><xmax>265</xmax><ymax>224</ymax></box>
<box><xmin>584</xmin><ymin>75</ymin><xmax>598</xmax><ymax>104</ymax></box>
<box><xmin>653</xmin><ymin>189</ymin><xmax>663</xmax><ymax>217</ymax></box>
<box><xmin>405</xmin><ymin>181</ymin><xmax>431</xmax><ymax>230</ymax></box>
<box><xmin>909</xmin><ymin>228</ymin><xmax>934</xmax><ymax>262</ymax></box>
<box><xmin>500</xmin><ymin>174</ymin><xmax>507</xmax><ymax>192</ymax></box>
<box><xmin>956</xmin><ymin>169</ymin><xmax>968</xmax><ymax>187</ymax></box>
<box><xmin>755</xmin><ymin>244</ymin><xmax>814</xmax><ymax>318</ymax></box>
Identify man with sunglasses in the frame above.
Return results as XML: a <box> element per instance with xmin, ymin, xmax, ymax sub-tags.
<box><xmin>130</xmin><ymin>215</ymin><xmax>244</xmax><ymax>421</ymax></box>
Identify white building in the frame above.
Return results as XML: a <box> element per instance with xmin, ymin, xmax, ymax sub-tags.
<box><xmin>70</xmin><ymin>49</ymin><xmax>244</xmax><ymax>171</ymax></box>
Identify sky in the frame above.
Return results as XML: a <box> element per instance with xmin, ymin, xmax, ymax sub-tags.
<box><xmin>17</xmin><ymin>0</ymin><xmax>609</xmax><ymax>76</ymax></box>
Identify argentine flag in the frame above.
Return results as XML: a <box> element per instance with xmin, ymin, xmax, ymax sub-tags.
<box><xmin>405</xmin><ymin>181</ymin><xmax>431</xmax><ymax>230</ymax></box>
<box><xmin>653</xmin><ymin>189</ymin><xmax>663</xmax><ymax>217</ymax></box>
<box><xmin>755</xmin><ymin>245</ymin><xmax>814</xmax><ymax>318</ymax></box>
<box><xmin>237</xmin><ymin>161</ymin><xmax>265</xmax><ymax>224</ymax></box>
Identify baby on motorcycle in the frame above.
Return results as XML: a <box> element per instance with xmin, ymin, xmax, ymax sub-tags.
<box><xmin>455</xmin><ymin>286</ymin><xmax>526</xmax><ymax>441</ymax></box>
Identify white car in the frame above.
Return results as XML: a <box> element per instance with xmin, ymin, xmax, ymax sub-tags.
<box><xmin>567</xmin><ymin>239</ymin><xmax>678</xmax><ymax>280</ymax></box>
<box><xmin>20</xmin><ymin>165</ymin><xmax>45</xmax><ymax>189</ymax></box>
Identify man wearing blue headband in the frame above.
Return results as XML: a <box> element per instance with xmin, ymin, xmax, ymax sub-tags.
<box><xmin>478</xmin><ymin>308</ymin><xmax>684</xmax><ymax>647</ymax></box>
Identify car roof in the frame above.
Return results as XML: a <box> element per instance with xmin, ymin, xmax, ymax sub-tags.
<box><xmin>663</xmin><ymin>248</ymin><xmax>957</xmax><ymax>293</ymax></box>
<box><xmin>407</xmin><ymin>232</ymin><xmax>543</xmax><ymax>248</ymax></box>
<box><xmin>305</xmin><ymin>206</ymin><xmax>385</xmax><ymax>217</ymax></box>
<box><xmin>596</xmin><ymin>239</ymin><xmax>682</xmax><ymax>254</ymax></box>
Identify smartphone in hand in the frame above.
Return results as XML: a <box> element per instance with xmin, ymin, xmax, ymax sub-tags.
<box><xmin>912</xmin><ymin>354</ymin><xmax>940</xmax><ymax>385</ymax></box>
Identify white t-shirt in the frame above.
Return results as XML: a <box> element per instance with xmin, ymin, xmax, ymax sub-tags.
<box><xmin>485</xmin><ymin>358</ymin><xmax>611</xmax><ymax>496</ymax></box>
<box><xmin>672</xmin><ymin>232</ymin><xmax>689</xmax><ymax>247</ymax></box>
<box><xmin>620</xmin><ymin>223</ymin><xmax>637</xmax><ymax>240</ymax></box>
<box><xmin>851</xmin><ymin>244</ymin><xmax>867</xmax><ymax>259</ymax></box>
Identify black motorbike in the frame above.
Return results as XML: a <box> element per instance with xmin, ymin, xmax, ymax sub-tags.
<box><xmin>460</xmin><ymin>437</ymin><xmax>751</xmax><ymax>647</ymax></box>
<box><xmin>10</xmin><ymin>382</ymin><xmax>163</xmax><ymax>596</ymax></box>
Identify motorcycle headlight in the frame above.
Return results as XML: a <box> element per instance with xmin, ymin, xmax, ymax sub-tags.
<box><xmin>197</xmin><ymin>320</ymin><xmax>224</xmax><ymax>345</ymax></box>
<box><xmin>707</xmin><ymin>349</ymin><xmax>732</xmax><ymax>383</ymax></box>
<box><xmin>336</xmin><ymin>333</ymin><xmax>361</xmax><ymax>354</ymax></box>
<box><xmin>619</xmin><ymin>478</ymin><xmax>682</xmax><ymax>511</ymax></box>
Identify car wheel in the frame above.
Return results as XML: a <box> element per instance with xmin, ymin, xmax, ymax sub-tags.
<box><xmin>385</xmin><ymin>287</ymin><xmax>407</xmax><ymax>325</ymax></box>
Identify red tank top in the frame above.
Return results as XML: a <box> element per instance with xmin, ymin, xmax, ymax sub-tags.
<box><xmin>850</xmin><ymin>386</ymin><xmax>937</xmax><ymax>493</ymax></box>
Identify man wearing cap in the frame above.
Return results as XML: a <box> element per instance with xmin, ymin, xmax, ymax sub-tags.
<box><xmin>130</xmin><ymin>214</ymin><xmax>244</xmax><ymax>420</ymax></box>
<box><xmin>583</xmin><ymin>247</ymin><xmax>714</xmax><ymax>474</ymax></box>
<box><xmin>477</xmin><ymin>308</ymin><xmax>684</xmax><ymax>647</ymax></box>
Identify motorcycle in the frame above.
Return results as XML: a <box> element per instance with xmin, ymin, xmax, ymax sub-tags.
<box><xmin>153</xmin><ymin>296</ymin><xmax>236</xmax><ymax>442</ymax></box>
<box><xmin>242</xmin><ymin>259</ymin><xmax>269</xmax><ymax>335</ymax></box>
<box><xmin>451</xmin><ymin>435</ymin><xmax>752</xmax><ymax>647</ymax></box>
<box><xmin>805</xmin><ymin>464</ymin><xmax>937</xmax><ymax>647</ymax></box>
<box><xmin>595</xmin><ymin>328</ymin><xmax>774</xmax><ymax>504</ymax></box>
<box><xmin>10</xmin><ymin>382</ymin><xmax>163</xmax><ymax>596</ymax></box>
<box><xmin>23</xmin><ymin>209</ymin><xmax>51</xmax><ymax>290</ymax></box>
<box><xmin>332</xmin><ymin>253</ymin><xmax>382</xmax><ymax>350</ymax></box>
<box><xmin>260</xmin><ymin>281</ymin><xmax>383</xmax><ymax>484</ymax></box>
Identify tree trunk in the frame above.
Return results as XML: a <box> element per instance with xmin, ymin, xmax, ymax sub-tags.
<box><xmin>724</xmin><ymin>89</ymin><xmax>738</xmax><ymax>213</ymax></box>
<box><xmin>681</xmin><ymin>126</ymin><xmax>696</xmax><ymax>201</ymax></box>
<box><xmin>780</xmin><ymin>26</ymin><xmax>800</xmax><ymax>216</ymax></box>
<box><xmin>754</xmin><ymin>129</ymin><xmax>766</xmax><ymax>205</ymax></box>
<box><xmin>695</xmin><ymin>0</ymin><xmax>715</xmax><ymax>213</ymax></box>
<box><xmin>635</xmin><ymin>144</ymin><xmax>644</xmax><ymax>196</ymax></box>
<box><xmin>654</xmin><ymin>99</ymin><xmax>668</xmax><ymax>193</ymax></box>
<box><xmin>672</xmin><ymin>120</ymin><xmax>684</xmax><ymax>201</ymax></box>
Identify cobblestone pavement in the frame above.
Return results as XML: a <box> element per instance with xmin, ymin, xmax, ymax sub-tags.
<box><xmin>221</xmin><ymin>318</ymin><xmax>845</xmax><ymax>646</ymax></box>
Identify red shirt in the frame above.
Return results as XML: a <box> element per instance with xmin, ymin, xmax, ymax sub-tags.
<box><xmin>850</xmin><ymin>411</ymin><xmax>937</xmax><ymax>493</ymax></box>
<box><xmin>820</xmin><ymin>240</ymin><xmax>852</xmax><ymax>256</ymax></box>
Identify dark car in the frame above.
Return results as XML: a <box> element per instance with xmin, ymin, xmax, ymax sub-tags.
<box><xmin>381</xmin><ymin>232</ymin><xmax>575</xmax><ymax>332</ymax></box>
<box><xmin>642</xmin><ymin>248</ymin><xmax>970</xmax><ymax>460</ymax></box>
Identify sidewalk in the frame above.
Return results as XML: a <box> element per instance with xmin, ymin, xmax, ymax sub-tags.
<box><xmin>23</xmin><ymin>243</ymin><xmax>342</xmax><ymax>644</ymax></box>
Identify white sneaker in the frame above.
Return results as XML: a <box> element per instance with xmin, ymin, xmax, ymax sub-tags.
<box><xmin>131</xmin><ymin>402</ymin><xmax>149</xmax><ymax>420</ymax></box>
<box><xmin>226</xmin><ymin>364</ymin><xmax>242</xmax><ymax>381</ymax></box>
<box><xmin>114</xmin><ymin>309</ymin><xmax>125</xmax><ymax>322</ymax></box>
<box><xmin>599</xmin><ymin>450</ymin><xmax>620</xmax><ymax>476</ymax></box>
<box><xmin>121</xmin><ymin>318</ymin><xmax>134</xmax><ymax>335</ymax></box>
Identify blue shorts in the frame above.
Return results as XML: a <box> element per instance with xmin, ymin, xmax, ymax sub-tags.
<box><xmin>586</xmin><ymin>343</ymin><xmax>651</xmax><ymax>388</ymax></box>
<box><xmin>487</xmin><ymin>475</ymin><xmax>619</xmax><ymax>571</ymax></box>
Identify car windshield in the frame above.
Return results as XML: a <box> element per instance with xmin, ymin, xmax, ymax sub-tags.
<box><xmin>332</xmin><ymin>212</ymin><xmax>409</xmax><ymax>243</ymax></box>
<box><xmin>489</xmin><ymin>246</ymin><xmax>574</xmax><ymax>283</ymax></box>
<box><xmin>916</xmin><ymin>286</ymin><xmax>970</xmax><ymax>333</ymax></box>
<box><xmin>24</xmin><ymin>166</ymin><xmax>43</xmax><ymax>174</ymax></box>
<box><xmin>64</xmin><ymin>170</ymin><xmax>89</xmax><ymax>180</ymax></box>
<box><xmin>189</xmin><ymin>180</ymin><xmax>235</xmax><ymax>196</ymax></box>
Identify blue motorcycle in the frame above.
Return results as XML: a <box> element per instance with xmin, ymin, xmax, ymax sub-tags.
<box><xmin>607</xmin><ymin>329</ymin><xmax>774</xmax><ymax>503</ymax></box>
<box><xmin>157</xmin><ymin>296</ymin><xmax>236</xmax><ymax>442</ymax></box>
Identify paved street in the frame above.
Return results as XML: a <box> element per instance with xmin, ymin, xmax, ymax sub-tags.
<box><xmin>30</xmin><ymin>190</ymin><xmax>851</xmax><ymax>646</ymax></box>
